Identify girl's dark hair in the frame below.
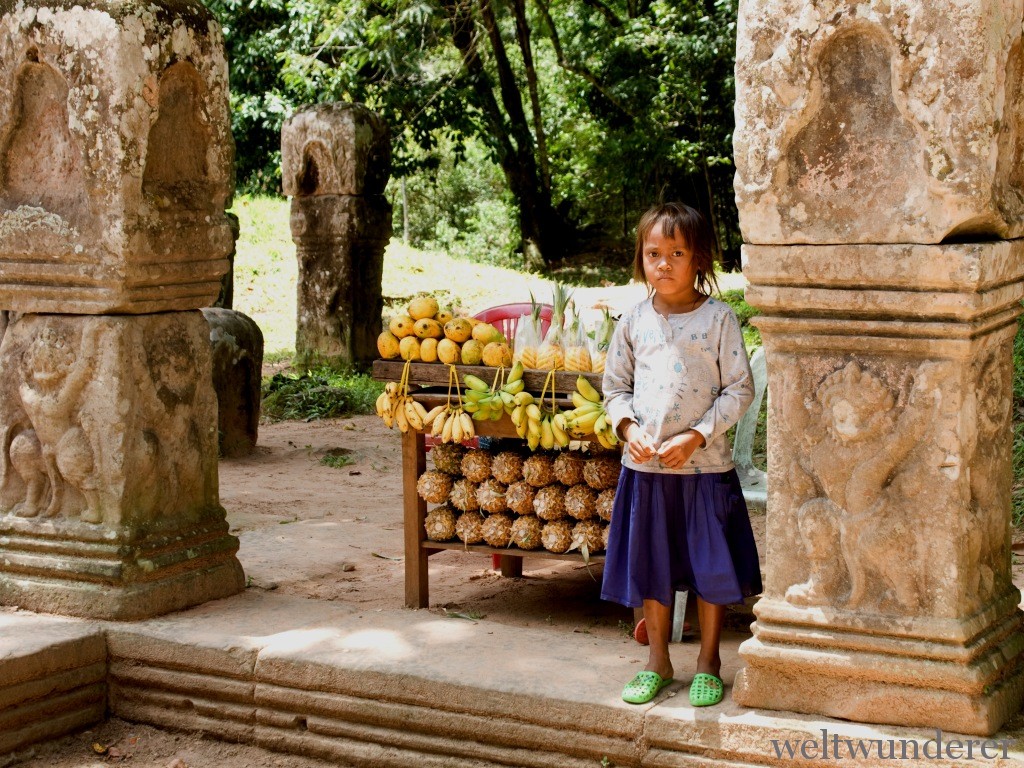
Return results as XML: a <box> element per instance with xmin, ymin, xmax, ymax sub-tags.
<box><xmin>633</xmin><ymin>202</ymin><xmax>719</xmax><ymax>296</ymax></box>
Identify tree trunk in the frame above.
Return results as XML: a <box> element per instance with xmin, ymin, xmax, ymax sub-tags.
<box><xmin>439</xmin><ymin>0</ymin><xmax>565</xmax><ymax>265</ymax></box>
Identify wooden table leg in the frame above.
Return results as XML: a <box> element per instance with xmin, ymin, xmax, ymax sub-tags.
<box><xmin>499</xmin><ymin>555</ymin><xmax>523</xmax><ymax>578</ymax></box>
<box><xmin>403</xmin><ymin>429</ymin><xmax>428</xmax><ymax>608</ymax></box>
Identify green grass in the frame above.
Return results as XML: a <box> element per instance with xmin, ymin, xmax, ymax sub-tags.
<box><xmin>320</xmin><ymin>449</ymin><xmax>357</xmax><ymax>469</ymax></box>
<box><xmin>231</xmin><ymin>195</ymin><xmax>297</xmax><ymax>356</ymax></box>
<box><xmin>262</xmin><ymin>368</ymin><xmax>383</xmax><ymax>422</ymax></box>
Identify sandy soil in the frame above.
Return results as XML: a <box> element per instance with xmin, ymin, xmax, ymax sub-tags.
<box><xmin>12</xmin><ymin>415</ymin><xmax>765</xmax><ymax>767</ymax></box>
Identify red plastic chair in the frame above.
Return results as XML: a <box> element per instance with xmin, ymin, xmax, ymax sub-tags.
<box><xmin>473</xmin><ymin>302</ymin><xmax>553</xmax><ymax>341</ymax></box>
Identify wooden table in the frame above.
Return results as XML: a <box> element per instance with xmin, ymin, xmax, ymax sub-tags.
<box><xmin>373</xmin><ymin>361</ymin><xmax>609</xmax><ymax>609</ymax></box>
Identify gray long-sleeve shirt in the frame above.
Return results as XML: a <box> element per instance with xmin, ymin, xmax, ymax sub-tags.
<box><xmin>602</xmin><ymin>296</ymin><xmax>754</xmax><ymax>475</ymax></box>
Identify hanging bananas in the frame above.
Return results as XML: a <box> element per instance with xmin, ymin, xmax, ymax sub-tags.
<box><xmin>511</xmin><ymin>369</ymin><xmax>572</xmax><ymax>451</ymax></box>
<box><xmin>375</xmin><ymin>360</ymin><xmax>430</xmax><ymax>433</ymax></box>
<box><xmin>563</xmin><ymin>375</ymin><xmax>619</xmax><ymax>449</ymax></box>
<box><xmin>423</xmin><ymin>364</ymin><xmax>477</xmax><ymax>443</ymax></box>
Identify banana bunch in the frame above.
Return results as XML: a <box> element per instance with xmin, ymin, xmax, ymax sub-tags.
<box><xmin>510</xmin><ymin>369</ymin><xmax>571</xmax><ymax>451</ymax></box>
<box><xmin>428</xmin><ymin>404</ymin><xmax>476</xmax><ymax>443</ymax></box>
<box><xmin>375</xmin><ymin>360</ymin><xmax>431</xmax><ymax>433</ymax></box>
<box><xmin>463</xmin><ymin>362</ymin><xmax>525</xmax><ymax>422</ymax></box>
<box><xmin>563</xmin><ymin>376</ymin><xmax>619</xmax><ymax>449</ymax></box>
<box><xmin>422</xmin><ymin>364</ymin><xmax>476</xmax><ymax>443</ymax></box>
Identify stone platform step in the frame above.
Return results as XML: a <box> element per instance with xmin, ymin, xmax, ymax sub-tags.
<box><xmin>6</xmin><ymin>592</ymin><xmax>1024</xmax><ymax>766</ymax></box>
<box><xmin>0</xmin><ymin>611</ymin><xmax>106</xmax><ymax>755</ymax></box>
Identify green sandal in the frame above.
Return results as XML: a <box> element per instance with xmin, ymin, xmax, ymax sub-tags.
<box><xmin>622</xmin><ymin>671</ymin><xmax>673</xmax><ymax>704</ymax></box>
<box><xmin>689</xmin><ymin>673</ymin><xmax>724</xmax><ymax>707</ymax></box>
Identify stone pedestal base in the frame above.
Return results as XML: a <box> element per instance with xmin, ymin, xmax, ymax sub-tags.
<box><xmin>734</xmin><ymin>597</ymin><xmax>1024</xmax><ymax>736</ymax></box>
<box><xmin>0</xmin><ymin>312</ymin><xmax>244</xmax><ymax>619</ymax></box>
<box><xmin>0</xmin><ymin>517</ymin><xmax>242</xmax><ymax>620</ymax></box>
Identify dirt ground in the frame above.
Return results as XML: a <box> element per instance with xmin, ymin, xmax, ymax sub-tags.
<box><xmin>5</xmin><ymin>415</ymin><xmax>749</xmax><ymax>768</ymax></box>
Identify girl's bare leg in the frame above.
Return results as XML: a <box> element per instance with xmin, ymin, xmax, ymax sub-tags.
<box><xmin>642</xmin><ymin>598</ymin><xmax>673</xmax><ymax>680</ymax></box>
<box><xmin>695</xmin><ymin>597</ymin><xmax>725</xmax><ymax>677</ymax></box>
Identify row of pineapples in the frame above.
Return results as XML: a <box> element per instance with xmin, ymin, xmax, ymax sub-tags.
<box><xmin>417</xmin><ymin>443</ymin><xmax>621</xmax><ymax>555</ymax></box>
<box><xmin>514</xmin><ymin>285</ymin><xmax>614</xmax><ymax>375</ymax></box>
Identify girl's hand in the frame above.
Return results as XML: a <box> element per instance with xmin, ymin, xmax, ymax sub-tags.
<box><xmin>656</xmin><ymin>430</ymin><xmax>705</xmax><ymax>469</ymax></box>
<box><xmin>623</xmin><ymin>422</ymin><xmax>657</xmax><ymax>464</ymax></box>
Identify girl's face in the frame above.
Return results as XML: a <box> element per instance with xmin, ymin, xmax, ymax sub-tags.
<box><xmin>642</xmin><ymin>221</ymin><xmax>699</xmax><ymax>301</ymax></box>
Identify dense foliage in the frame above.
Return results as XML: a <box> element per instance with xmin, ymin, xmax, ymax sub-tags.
<box><xmin>208</xmin><ymin>0</ymin><xmax>740</xmax><ymax>268</ymax></box>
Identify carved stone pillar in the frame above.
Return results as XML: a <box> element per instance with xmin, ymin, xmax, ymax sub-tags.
<box><xmin>0</xmin><ymin>0</ymin><xmax>244</xmax><ymax>619</ymax></box>
<box><xmin>281</xmin><ymin>103</ymin><xmax>392</xmax><ymax>370</ymax></box>
<box><xmin>733</xmin><ymin>2</ymin><xmax>1024</xmax><ymax>735</ymax></box>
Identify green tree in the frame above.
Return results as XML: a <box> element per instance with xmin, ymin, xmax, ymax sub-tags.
<box><xmin>212</xmin><ymin>0</ymin><xmax>741</xmax><ymax>266</ymax></box>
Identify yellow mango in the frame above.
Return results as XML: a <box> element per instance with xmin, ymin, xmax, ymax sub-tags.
<box><xmin>408</xmin><ymin>296</ymin><xmax>440</xmax><ymax>320</ymax></box>
<box><xmin>420</xmin><ymin>338</ymin><xmax>439</xmax><ymax>363</ymax></box>
<box><xmin>437</xmin><ymin>338</ymin><xmax>461</xmax><ymax>365</ymax></box>
<box><xmin>434</xmin><ymin>310</ymin><xmax>454</xmax><ymax>325</ymax></box>
<box><xmin>471</xmin><ymin>322</ymin><xmax>503</xmax><ymax>345</ymax></box>
<box><xmin>444</xmin><ymin>318</ymin><xmax>473</xmax><ymax>343</ymax></box>
<box><xmin>414</xmin><ymin>318</ymin><xmax>444</xmax><ymax>339</ymax></box>
<box><xmin>399</xmin><ymin>336</ymin><xmax>421</xmax><ymax>361</ymax></box>
<box><xmin>482</xmin><ymin>341</ymin><xmax>513</xmax><ymax>367</ymax></box>
<box><xmin>389</xmin><ymin>314</ymin><xmax>416</xmax><ymax>338</ymax></box>
<box><xmin>377</xmin><ymin>331</ymin><xmax>401</xmax><ymax>359</ymax></box>
<box><xmin>461</xmin><ymin>339</ymin><xmax>483</xmax><ymax>365</ymax></box>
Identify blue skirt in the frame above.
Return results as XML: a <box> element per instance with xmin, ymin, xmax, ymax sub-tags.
<box><xmin>600</xmin><ymin>467</ymin><xmax>762</xmax><ymax>608</ymax></box>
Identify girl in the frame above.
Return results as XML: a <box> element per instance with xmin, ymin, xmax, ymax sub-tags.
<box><xmin>601</xmin><ymin>202</ymin><xmax>762</xmax><ymax>707</ymax></box>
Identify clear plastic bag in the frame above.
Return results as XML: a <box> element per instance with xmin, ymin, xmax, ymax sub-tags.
<box><xmin>513</xmin><ymin>312</ymin><xmax>541</xmax><ymax>369</ymax></box>
<box><xmin>563</xmin><ymin>305</ymin><xmax>592</xmax><ymax>372</ymax></box>
<box><xmin>590</xmin><ymin>309</ymin><xmax>616</xmax><ymax>374</ymax></box>
<box><xmin>537</xmin><ymin>284</ymin><xmax>571</xmax><ymax>370</ymax></box>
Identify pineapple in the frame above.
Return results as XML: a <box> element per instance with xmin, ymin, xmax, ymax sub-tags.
<box><xmin>450</xmin><ymin>479</ymin><xmax>480</xmax><ymax>512</ymax></box>
<box><xmin>564</xmin><ymin>344</ymin><xmax>592</xmax><ymax>373</ymax></box>
<box><xmin>416</xmin><ymin>471</ymin><xmax>454</xmax><ymax>504</ymax></box>
<box><xmin>563</xmin><ymin>307</ymin><xmax>591</xmax><ymax>372</ymax></box>
<box><xmin>511</xmin><ymin>515</ymin><xmax>543</xmax><ymax>550</ymax></box>
<box><xmin>514</xmin><ymin>296</ymin><xmax>544</xmax><ymax>370</ymax></box>
<box><xmin>591</xmin><ymin>309</ymin><xmax>615</xmax><ymax>375</ymax></box>
<box><xmin>537</xmin><ymin>283</ymin><xmax>571</xmax><ymax>370</ymax></box>
<box><xmin>583</xmin><ymin>454</ymin><xmax>621</xmax><ymax>490</ymax></box>
<box><xmin>573</xmin><ymin>519</ymin><xmax>605</xmax><ymax>553</ymax></box>
<box><xmin>461</xmin><ymin>449</ymin><xmax>492</xmax><ymax>483</ymax></box>
<box><xmin>601</xmin><ymin>522</ymin><xmax>610</xmax><ymax>550</ymax></box>
<box><xmin>477</xmin><ymin>478</ymin><xmax>508</xmax><ymax>513</ymax></box>
<box><xmin>536</xmin><ymin>340</ymin><xmax>565</xmax><ymax>371</ymax></box>
<box><xmin>482</xmin><ymin>512</ymin><xmax>514</xmax><ymax>547</ymax></box>
<box><xmin>565</xmin><ymin>484</ymin><xmax>597</xmax><ymax>521</ymax></box>
<box><xmin>431</xmin><ymin>443</ymin><xmax>466</xmax><ymax>475</ymax></box>
<box><xmin>424</xmin><ymin>503</ymin><xmax>457</xmax><ymax>541</ymax></box>
<box><xmin>505</xmin><ymin>481</ymin><xmax>536</xmax><ymax>515</ymax></box>
<box><xmin>534</xmin><ymin>484</ymin><xmax>567</xmax><ymax>521</ymax></box>
<box><xmin>522</xmin><ymin>453</ymin><xmax>556</xmax><ymax>487</ymax></box>
<box><xmin>553</xmin><ymin>451</ymin><xmax>585</xmax><ymax>486</ymax></box>
<box><xmin>491</xmin><ymin>451</ymin><xmax>524</xmax><ymax>484</ymax></box>
<box><xmin>596</xmin><ymin>488</ymin><xmax>616</xmax><ymax>522</ymax></box>
<box><xmin>455</xmin><ymin>511</ymin><xmax>485</xmax><ymax>544</ymax></box>
<box><xmin>541</xmin><ymin>519</ymin><xmax>574</xmax><ymax>553</ymax></box>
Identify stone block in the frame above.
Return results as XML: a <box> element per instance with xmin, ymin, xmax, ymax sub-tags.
<box><xmin>281</xmin><ymin>103</ymin><xmax>391</xmax><ymax>198</ymax></box>
<box><xmin>734</xmin><ymin>0</ymin><xmax>1024</xmax><ymax>244</ymax></box>
<box><xmin>0</xmin><ymin>312</ymin><xmax>243</xmax><ymax>619</ymax></box>
<box><xmin>202</xmin><ymin>308</ymin><xmax>263</xmax><ymax>457</ymax></box>
<box><xmin>732</xmin><ymin>317</ymin><xmax>1024</xmax><ymax>735</ymax></box>
<box><xmin>0</xmin><ymin>0</ymin><xmax>235</xmax><ymax>313</ymax></box>
<box><xmin>291</xmin><ymin>194</ymin><xmax>392</xmax><ymax>369</ymax></box>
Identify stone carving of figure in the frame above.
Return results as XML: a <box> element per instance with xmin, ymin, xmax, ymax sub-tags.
<box><xmin>7</xmin><ymin>321</ymin><xmax>106</xmax><ymax>522</ymax></box>
<box><xmin>782</xmin><ymin>361</ymin><xmax>938</xmax><ymax>612</ymax></box>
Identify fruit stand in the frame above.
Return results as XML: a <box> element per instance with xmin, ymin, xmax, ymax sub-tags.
<box><xmin>372</xmin><ymin>361</ymin><xmax>616</xmax><ymax>609</ymax></box>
